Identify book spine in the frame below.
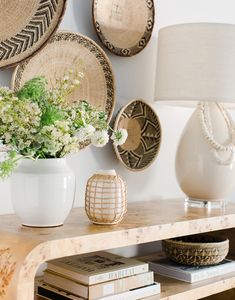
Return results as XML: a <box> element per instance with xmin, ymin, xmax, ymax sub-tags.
<box><xmin>97</xmin><ymin>282</ymin><xmax>161</xmax><ymax>300</ymax></box>
<box><xmin>44</xmin><ymin>271</ymin><xmax>88</xmax><ymax>298</ymax></box>
<box><xmin>89</xmin><ymin>271</ymin><xmax>154</xmax><ymax>299</ymax></box>
<box><xmin>38</xmin><ymin>284</ymin><xmax>84</xmax><ymax>300</ymax></box>
<box><xmin>89</xmin><ymin>264</ymin><xmax>149</xmax><ymax>285</ymax></box>
<box><xmin>191</xmin><ymin>263</ymin><xmax>235</xmax><ymax>283</ymax></box>
<box><xmin>38</xmin><ymin>281</ymin><xmax>160</xmax><ymax>300</ymax></box>
<box><xmin>149</xmin><ymin>260</ymin><xmax>235</xmax><ymax>283</ymax></box>
<box><xmin>36</xmin><ymin>295</ymin><xmax>51</xmax><ymax>300</ymax></box>
<box><xmin>149</xmin><ymin>262</ymin><xmax>190</xmax><ymax>282</ymax></box>
<box><xmin>47</xmin><ymin>263</ymin><xmax>88</xmax><ymax>285</ymax></box>
<box><xmin>44</xmin><ymin>270</ymin><xmax>153</xmax><ymax>299</ymax></box>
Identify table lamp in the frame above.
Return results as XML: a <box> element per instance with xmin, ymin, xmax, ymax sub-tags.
<box><xmin>155</xmin><ymin>23</ymin><xmax>235</xmax><ymax>208</ymax></box>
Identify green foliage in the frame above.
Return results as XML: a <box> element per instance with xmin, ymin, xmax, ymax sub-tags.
<box><xmin>41</xmin><ymin>106</ymin><xmax>65</xmax><ymax>126</ymax></box>
<box><xmin>0</xmin><ymin>70</ymin><xmax>127</xmax><ymax>179</ymax></box>
<box><xmin>16</xmin><ymin>76</ymin><xmax>48</xmax><ymax>105</ymax></box>
<box><xmin>0</xmin><ymin>70</ymin><xmax>112</xmax><ymax>178</ymax></box>
<box><xmin>0</xmin><ymin>151</ymin><xmax>19</xmax><ymax>178</ymax></box>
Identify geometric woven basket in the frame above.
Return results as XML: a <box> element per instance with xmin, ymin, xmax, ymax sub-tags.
<box><xmin>113</xmin><ymin>99</ymin><xmax>162</xmax><ymax>171</ymax></box>
<box><xmin>0</xmin><ymin>0</ymin><xmax>67</xmax><ymax>68</ymax></box>
<box><xmin>85</xmin><ymin>170</ymin><xmax>127</xmax><ymax>225</ymax></box>
<box><xmin>162</xmin><ymin>235</ymin><xmax>229</xmax><ymax>266</ymax></box>
<box><xmin>93</xmin><ymin>0</ymin><xmax>155</xmax><ymax>57</ymax></box>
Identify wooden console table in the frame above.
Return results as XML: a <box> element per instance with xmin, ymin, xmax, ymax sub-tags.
<box><xmin>1</xmin><ymin>199</ymin><xmax>235</xmax><ymax>300</ymax></box>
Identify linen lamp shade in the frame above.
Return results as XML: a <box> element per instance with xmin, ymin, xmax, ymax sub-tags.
<box><xmin>155</xmin><ymin>23</ymin><xmax>235</xmax><ymax>104</ymax></box>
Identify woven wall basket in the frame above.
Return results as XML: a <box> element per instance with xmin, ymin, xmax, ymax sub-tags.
<box><xmin>93</xmin><ymin>0</ymin><xmax>155</xmax><ymax>56</ymax></box>
<box><xmin>85</xmin><ymin>170</ymin><xmax>127</xmax><ymax>225</ymax></box>
<box><xmin>113</xmin><ymin>99</ymin><xmax>162</xmax><ymax>171</ymax></box>
<box><xmin>0</xmin><ymin>0</ymin><xmax>67</xmax><ymax>68</ymax></box>
<box><xmin>12</xmin><ymin>31</ymin><xmax>115</xmax><ymax>149</ymax></box>
<box><xmin>162</xmin><ymin>235</ymin><xmax>229</xmax><ymax>266</ymax></box>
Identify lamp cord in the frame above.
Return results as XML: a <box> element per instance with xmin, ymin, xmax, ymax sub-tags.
<box><xmin>197</xmin><ymin>102</ymin><xmax>235</xmax><ymax>165</ymax></box>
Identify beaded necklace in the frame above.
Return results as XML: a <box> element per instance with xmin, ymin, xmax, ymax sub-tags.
<box><xmin>197</xmin><ymin>102</ymin><xmax>235</xmax><ymax>165</ymax></box>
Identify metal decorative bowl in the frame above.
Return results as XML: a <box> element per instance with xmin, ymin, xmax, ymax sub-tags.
<box><xmin>162</xmin><ymin>235</ymin><xmax>229</xmax><ymax>266</ymax></box>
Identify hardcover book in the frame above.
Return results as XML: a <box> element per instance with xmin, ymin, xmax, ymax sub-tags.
<box><xmin>44</xmin><ymin>270</ymin><xmax>154</xmax><ymax>299</ymax></box>
<box><xmin>47</xmin><ymin>251</ymin><xmax>148</xmax><ymax>285</ymax></box>
<box><xmin>38</xmin><ymin>281</ymin><xmax>161</xmax><ymax>300</ymax></box>
<box><xmin>37</xmin><ymin>281</ymin><xmax>84</xmax><ymax>300</ymax></box>
<box><xmin>98</xmin><ymin>282</ymin><xmax>161</xmax><ymax>300</ymax></box>
<box><xmin>149</xmin><ymin>258</ymin><xmax>235</xmax><ymax>283</ymax></box>
<box><xmin>36</xmin><ymin>295</ymin><xmax>51</xmax><ymax>300</ymax></box>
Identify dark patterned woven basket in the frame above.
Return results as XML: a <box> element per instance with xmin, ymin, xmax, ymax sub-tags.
<box><xmin>162</xmin><ymin>235</ymin><xmax>229</xmax><ymax>266</ymax></box>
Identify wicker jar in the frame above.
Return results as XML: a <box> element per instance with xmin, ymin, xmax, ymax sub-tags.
<box><xmin>85</xmin><ymin>170</ymin><xmax>127</xmax><ymax>225</ymax></box>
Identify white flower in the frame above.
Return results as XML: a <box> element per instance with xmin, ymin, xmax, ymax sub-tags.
<box><xmin>78</xmin><ymin>72</ymin><xmax>84</xmax><ymax>78</ymax></box>
<box><xmin>55</xmin><ymin>120</ymin><xmax>70</xmax><ymax>131</ymax></box>
<box><xmin>111</xmin><ymin>128</ymin><xmax>128</xmax><ymax>146</ymax></box>
<box><xmin>4</xmin><ymin>133</ymin><xmax>12</xmax><ymax>143</ymax></box>
<box><xmin>91</xmin><ymin>130</ymin><xmax>109</xmax><ymax>147</ymax></box>
<box><xmin>73</xmin><ymin>79</ymin><xmax>80</xmax><ymax>86</ymax></box>
<box><xmin>61</xmin><ymin>137</ymin><xmax>79</xmax><ymax>156</ymax></box>
<box><xmin>70</xmin><ymin>110</ymin><xmax>76</xmax><ymax>120</ymax></box>
<box><xmin>63</xmin><ymin>83</ymin><xmax>68</xmax><ymax>89</ymax></box>
<box><xmin>63</xmin><ymin>75</ymin><xmax>69</xmax><ymax>81</ymax></box>
<box><xmin>76</xmin><ymin>125</ymin><xmax>95</xmax><ymax>142</ymax></box>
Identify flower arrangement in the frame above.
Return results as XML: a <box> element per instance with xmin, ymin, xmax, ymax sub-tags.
<box><xmin>0</xmin><ymin>70</ymin><xmax>127</xmax><ymax>178</ymax></box>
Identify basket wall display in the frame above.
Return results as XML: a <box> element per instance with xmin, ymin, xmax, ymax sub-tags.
<box><xmin>93</xmin><ymin>0</ymin><xmax>155</xmax><ymax>56</ymax></box>
<box><xmin>85</xmin><ymin>170</ymin><xmax>127</xmax><ymax>225</ymax></box>
<box><xmin>0</xmin><ymin>0</ymin><xmax>67</xmax><ymax>68</ymax></box>
<box><xmin>162</xmin><ymin>235</ymin><xmax>229</xmax><ymax>266</ymax></box>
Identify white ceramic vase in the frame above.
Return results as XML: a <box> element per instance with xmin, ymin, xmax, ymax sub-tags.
<box><xmin>176</xmin><ymin>102</ymin><xmax>235</xmax><ymax>205</ymax></box>
<box><xmin>11</xmin><ymin>158</ymin><xmax>75</xmax><ymax>227</ymax></box>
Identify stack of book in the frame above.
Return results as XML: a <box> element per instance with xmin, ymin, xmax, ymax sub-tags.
<box><xmin>37</xmin><ymin>251</ymin><xmax>161</xmax><ymax>300</ymax></box>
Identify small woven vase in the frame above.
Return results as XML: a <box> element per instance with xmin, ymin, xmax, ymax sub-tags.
<box><xmin>85</xmin><ymin>170</ymin><xmax>127</xmax><ymax>225</ymax></box>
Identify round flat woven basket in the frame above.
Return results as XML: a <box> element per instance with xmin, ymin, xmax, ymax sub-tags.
<box><xmin>93</xmin><ymin>0</ymin><xmax>155</xmax><ymax>56</ymax></box>
<box><xmin>162</xmin><ymin>235</ymin><xmax>229</xmax><ymax>266</ymax></box>
<box><xmin>113</xmin><ymin>99</ymin><xmax>161</xmax><ymax>171</ymax></box>
<box><xmin>12</xmin><ymin>31</ymin><xmax>115</xmax><ymax>148</ymax></box>
<box><xmin>0</xmin><ymin>0</ymin><xmax>67</xmax><ymax>68</ymax></box>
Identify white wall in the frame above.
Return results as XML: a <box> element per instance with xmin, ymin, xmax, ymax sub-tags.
<box><xmin>1</xmin><ymin>0</ymin><xmax>235</xmax><ymax>217</ymax></box>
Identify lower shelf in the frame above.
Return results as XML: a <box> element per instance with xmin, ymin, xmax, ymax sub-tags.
<box><xmin>35</xmin><ymin>250</ymin><xmax>235</xmax><ymax>300</ymax></box>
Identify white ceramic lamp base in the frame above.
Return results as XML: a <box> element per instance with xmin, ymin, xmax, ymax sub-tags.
<box><xmin>176</xmin><ymin>102</ymin><xmax>235</xmax><ymax>208</ymax></box>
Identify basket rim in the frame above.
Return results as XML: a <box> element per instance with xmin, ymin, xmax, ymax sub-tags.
<box><xmin>163</xmin><ymin>237</ymin><xmax>229</xmax><ymax>248</ymax></box>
